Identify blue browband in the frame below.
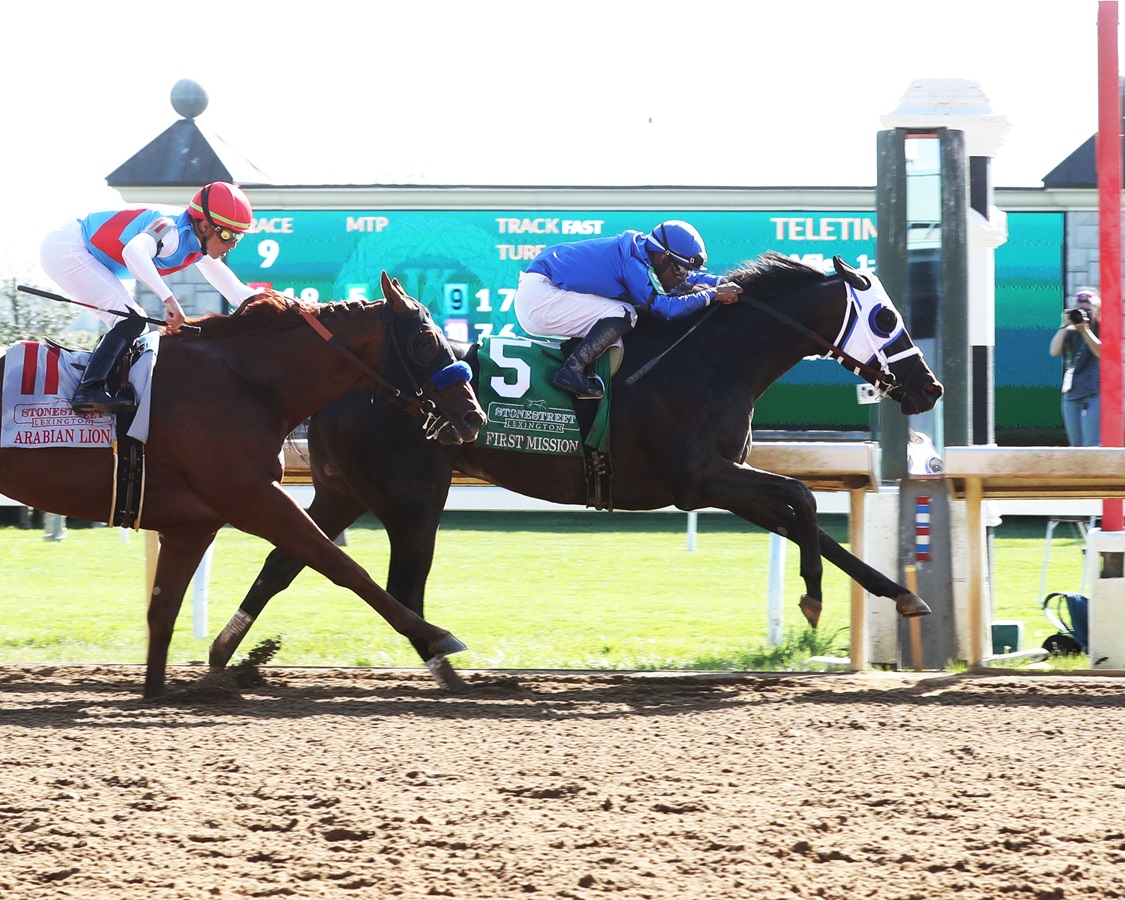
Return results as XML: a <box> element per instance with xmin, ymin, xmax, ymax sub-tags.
<box><xmin>430</xmin><ymin>360</ymin><xmax>472</xmax><ymax>391</ymax></box>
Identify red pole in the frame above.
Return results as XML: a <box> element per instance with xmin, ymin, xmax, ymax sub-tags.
<box><xmin>1098</xmin><ymin>1</ymin><xmax>1123</xmax><ymax>531</ymax></box>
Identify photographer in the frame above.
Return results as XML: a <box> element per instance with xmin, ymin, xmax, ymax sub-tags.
<box><xmin>1049</xmin><ymin>287</ymin><xmax>1102</xmax><ymax>446</ymax></box>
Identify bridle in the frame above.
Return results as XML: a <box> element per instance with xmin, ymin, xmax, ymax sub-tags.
<box><xmin>627</xmin><ymin>274</ymin><xmax>906</xmax><ymax>393</ymax></box>
<box><xmin>296</xmin><ymin>302</ymin><xmax>467</xmax><ymax>438</ymax></box>
<box><xmin>739</xmin><ymin>276</ymin><xmax>912</xmax><ymax>396</ymax></box>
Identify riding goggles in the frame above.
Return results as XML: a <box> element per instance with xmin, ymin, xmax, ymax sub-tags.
<box><xmin>667</xmin><ymin>258</ymin><xmax>691</xmax><ymax>278</ymax></box>
<box><xmin>212</xmin><ymin>225</ymin><xmax>244</xmax><ymax>245</ymax></box>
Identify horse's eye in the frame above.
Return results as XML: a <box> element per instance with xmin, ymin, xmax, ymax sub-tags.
<box><xmin>412</xmin><ymin>331</ymin><xmax>440</xmax><ymax>364</ymax></box>
<box><xmin>873</xmin><ymin>307</ymin><xmax>899</xmax><ymax>335</ymax></box>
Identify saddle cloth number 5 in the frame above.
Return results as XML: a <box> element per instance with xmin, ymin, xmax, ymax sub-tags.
<box><xmin>489</xmin><ymin>337</ymin><xmax>533</xmax><ymax>399</ymax></box>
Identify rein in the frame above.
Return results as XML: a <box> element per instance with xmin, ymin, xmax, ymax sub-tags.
<box><xmin>738</xmin><ymin>281</ymin><xmax>893</xmax><ymax>388</ymax></box>
<box><xmin>624</xmin><ymin>302</ymin><xmax>723</xmax><ymax>385</ymax></box>
<box><xmin>297</xmin><ymin>305</ymin><xmax>441</xmax><ymax>428</ymax></box>
<box><xmin>626</xmin><ymin>275</ymin><xmax>893</xmax><ymax>389</ymax></box>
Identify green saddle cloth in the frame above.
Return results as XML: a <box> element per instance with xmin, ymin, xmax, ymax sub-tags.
<box><xmin>475</xmin><ymin>337</ymin><xmax>612</xmax><ymax>456</ymax></box>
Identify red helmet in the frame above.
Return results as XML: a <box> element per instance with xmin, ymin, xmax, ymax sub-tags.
<box><xmin>188</xmin><ymin>182</ymin><xmax>253</xmax><ymax>233</ymax></box>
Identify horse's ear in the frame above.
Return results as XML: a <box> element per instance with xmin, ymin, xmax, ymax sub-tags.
<box><xmin>833</xmin><ymin>255</ymin><xmax>871</xmax><ymax>290</ymax></box>
<box><xmin>380</xmin><ymin>271</ymin><xmax>410</xmax><ymax>312</ymax></box>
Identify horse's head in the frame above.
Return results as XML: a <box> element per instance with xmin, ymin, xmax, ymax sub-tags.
<box><xmin>380</xmin><ymin>271</ymin><xmax>487</xmax><ymax>445</ymax></box>
<box><xmin>829</xmin><ymin>257</ymin><xmax>943</xmax><ymax>416</ymax></box>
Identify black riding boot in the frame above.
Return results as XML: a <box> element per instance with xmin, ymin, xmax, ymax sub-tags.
<box><xmin>72</xmin><ymin>314</ymin><xmax>148</xmax><ymax>415</ymax></box>
<box><xmin>553</xmin><ymin>316</ymin><xmax>633</xmax><ymax>400</ymax></box>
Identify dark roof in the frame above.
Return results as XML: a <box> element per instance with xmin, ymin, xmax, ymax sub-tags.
<box><xmin>1042</xmin><ymin>132</ymin><xmax>1125</xmax><ymax>189</ymax></box>
<box><xmin>106</xmin><ymin>119</ymin><xmax>269</xmax><ymax>188</ymax></box>
<box><xmin>106</xmin><ymin>119</ymin><xmax>232</xmax><ymax>187</ymax></box>
<box><xmin>1042</xmin><ymin>134</ymin><xmax>1109</xmax><ymax>188</ymax></box>
<box><xmin>1042</xmin><ymin>79</ymin><xmax>1125</xmax><ymax>188</ymax></box>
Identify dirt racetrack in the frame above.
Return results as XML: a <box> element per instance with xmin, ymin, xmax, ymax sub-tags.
<box><xmin>2</xmin><ymin>665</ymin><xmax>1125</xmax><ymax>900</ymax></box>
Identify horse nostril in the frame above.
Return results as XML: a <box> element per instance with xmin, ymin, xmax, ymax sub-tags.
<box><xmin>468</xmin><ymin>410</ymin><xmax>488</xmax><ymax>429</ymax></box>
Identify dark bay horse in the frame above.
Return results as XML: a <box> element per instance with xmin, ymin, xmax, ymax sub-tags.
<box><xmin>0</xmin><ymin>272</ymin><xmax>486</xmax><ymax>697</ymax></box>
<box><xmin>211</xmin><ymin>254</ymin><xmax>943</xmax><ymax>687</ymax></box>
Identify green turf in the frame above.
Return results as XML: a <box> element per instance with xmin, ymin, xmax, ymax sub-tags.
<box><xmin>0</xmin><ymin>511</ymin><xmax>1090</xmax><ymax>671</ymax></box>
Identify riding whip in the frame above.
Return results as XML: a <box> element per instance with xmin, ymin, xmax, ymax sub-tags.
<box><xmin>625</xmin><ymin>302</ymin><xmax>722</xmax><ymax>385</ymax></box>
<box><xmin>17</xmin><ymin>284</ymin><xmax>202</xmax><ymax>334</ymax></box>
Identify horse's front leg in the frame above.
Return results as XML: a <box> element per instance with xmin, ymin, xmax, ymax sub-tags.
<box><xmin>382</xmin><ymin>504</ymin><xmax>458</xmax><ymax>688</ymax></box>
<box><xmin>209</xmin><ymin>488</ymin><xmax>366</xmax><ymax>671</ymax></box>
<box><xmin>222</xmin><ymin>483</ymin><xmax>464</xmax><ymax>659</ymax></box>
<box><xmin>675</xmin><ymin>462</ymin><xmax>826</xmax><ymax>626</ymax></box>
<box><xmin>146</xmin><ymin>530</ymin><xmax>217</xmax><ymax>699</ymax></box>
<box><xmin>816</xmin><ymin>529</ymin><xmax>930</xmax><ymax>618</ymax></box>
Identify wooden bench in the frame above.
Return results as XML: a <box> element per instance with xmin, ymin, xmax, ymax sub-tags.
<box><xmin>282</xmin><ymin>439</ymin><xmax>879</xmax><ymax>491</ymax></box>
<box><xmin>944</xmin><ymin>446</ymin><xmax>1125</xmax><ymax>666</ymax></box>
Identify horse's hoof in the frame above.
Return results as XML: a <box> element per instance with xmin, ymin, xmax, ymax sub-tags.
<box><xmin>425</xmin><ymin>655</ymin><xmax>468</xmax><ymax>691</ymax></box>
<box><xmin>799</xmin><ymin>594</ymin><xmax>822</xmax><ymax>628</ymax></box>
<box><xmin>430</xmin><ymin>632</ymin><xmax>467</xmax><ymax>656</ymax></box>
<box><xmin>896</xmin><ymin>592</ymin><xmax>931</xmax><ymax>618</ymax></box>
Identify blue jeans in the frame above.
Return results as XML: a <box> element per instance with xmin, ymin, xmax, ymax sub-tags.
<box><xmin>1062</xmin><ymin>393</ymin><xmax>1101</xmax><ymax>446</ymax></box>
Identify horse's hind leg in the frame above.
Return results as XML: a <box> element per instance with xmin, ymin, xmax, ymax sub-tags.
<box><xmin>146</xmin><ymin>530</ymin><xmax>216</xmax><ymax>699</ymax></box>
<box><xmin>209</xmin><ymin>490</ymin><xmax>365</xmax><ymax>670</ymax></box>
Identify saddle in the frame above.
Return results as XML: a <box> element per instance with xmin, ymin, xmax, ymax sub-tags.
<box><xmin>473</xmin><ymin>336</ymin><xmax>618</xmax><ymax>510</ymax></box>
<box><xmin>3</xmin><ymin>337</ymin><xmax>149</xmax><ymax>526</ymax></box>
<box><xmin>54</xmin><ymin>337</ymin><xmax>139</xmax><ymax>406</ymax></box>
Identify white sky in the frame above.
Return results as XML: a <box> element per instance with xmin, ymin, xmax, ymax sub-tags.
<box><xmin>0</xmin><ymin>0</ymin><xmax>1113</xmax><ymax>283</ymax></box>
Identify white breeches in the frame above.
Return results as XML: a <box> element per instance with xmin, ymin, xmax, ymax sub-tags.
<box><xmin>513</xmin><ymin>271</ymin><xmax>637</xmax><ymax>339</ymax></box>
<box><xmin>40</xmin><ymin>219</ymin><xmax>146</xmax><ymax>329</ymax></box>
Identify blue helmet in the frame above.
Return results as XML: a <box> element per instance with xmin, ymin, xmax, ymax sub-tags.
<box><xmin>645</xmin><ymin>220</ymin><xmax>707</xmax><ymax>270</ymax></box>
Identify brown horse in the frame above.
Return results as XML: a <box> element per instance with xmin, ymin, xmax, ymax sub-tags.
<box><xmin>0</xmin><ymin>272</ymin><xmax>486</xmax><ymax>698</ymax></box>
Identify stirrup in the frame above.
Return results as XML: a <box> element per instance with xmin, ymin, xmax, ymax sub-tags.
<box><xmin>72</xmin><ymin>387</ymin><xmax>136</xmax><ymax>416</ymax></box>
<box><xmin>553</xmin><ymin>366</ymin><xmax>603</xmax><ymax>400</ymax></box>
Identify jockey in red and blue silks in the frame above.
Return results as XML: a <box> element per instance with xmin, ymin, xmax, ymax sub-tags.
<box><xmin>82</xmin><ymin>208</ymin><xmax>205</xmax><ymax>280</ymax></box>
<box><xmin>40</xmin><ymin>181</ymin><xmax>259</xmax><ymax>415</ymax></box>
<box><xmin>513</xmin><ymin>220</ymin><xmax>743</xmax><ymax>399</ymax></box>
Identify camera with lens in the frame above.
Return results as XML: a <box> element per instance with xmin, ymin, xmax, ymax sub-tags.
<box><xmin>1068</xmin><ymin>307</ymin><xmax>1090</xmax><ymax>325</ymax></box>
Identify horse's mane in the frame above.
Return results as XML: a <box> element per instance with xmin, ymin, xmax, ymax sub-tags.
<box><xmin>632</xmin><ymin>251</ymin><xmax>828</xmax><ymax>338</ymax></box>
<box><xmin>724</xmin><ymin>251</ymin><xmax>828</xmax><ymax>296</ymax></box>
<box><xmin>180</xmin><ymin>290</ymin><xmax>379</xmax><ymax>338</ymax></box>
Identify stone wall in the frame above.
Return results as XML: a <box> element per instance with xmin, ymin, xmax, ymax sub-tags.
<box><xmin>1066</xmin><ymin>211</ymin><xmax>1100</xmax><ymax>295</ymax></box>
<box><xmin>1063</xmin><ymin>210</ymin><xmax>1125</xmax><ymax>298</ymax></box>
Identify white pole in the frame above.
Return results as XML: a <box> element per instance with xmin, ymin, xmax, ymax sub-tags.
<box><xmin>686</xmin><ymin>511</ymin><xmax>697</xmax><ymax>552</ymax></box>
<box><xmin>767</xmin><ymin>532</ymin><xmax>786</xmax><ymax>645</ymax></box>
<box><xmin>191</xmin><ymin>540</ymin><xmax>215</xmax><ymax>639</ymax></box>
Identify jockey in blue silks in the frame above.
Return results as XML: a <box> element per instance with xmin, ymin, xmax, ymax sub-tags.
<box><xmin>513</xmin><ymin>220</ymin><xmax>742</xmax><ymax>399</ymax></box>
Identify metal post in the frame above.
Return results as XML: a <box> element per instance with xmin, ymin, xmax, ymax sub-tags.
<box><xmin>848</xmin><ymin>487</ymin><xmax>867</xmax><ymax>669</ymax></box>
<box><xmin>191</xmin><ymin>540</ymin><xmax>215</xmax><ymax>639</ymax></box>
<box><xmin>767</xmin><ymin>533</ymin><xmax>785</xmax><ymax>646</ymax></box>
<box><xmin>940</xmin><ymin>129</ymin><xmax>971</xmax><ymax>447</ymax></box>
<box><xmin>1097</xmin><ymin>1</ymin><xmax>1123</xmax><ymax>530</ymax></box>
<box><xmin>875</xmin><ymin>129</ymin><xmax>910</xmax><ymax>483</ymax></box>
